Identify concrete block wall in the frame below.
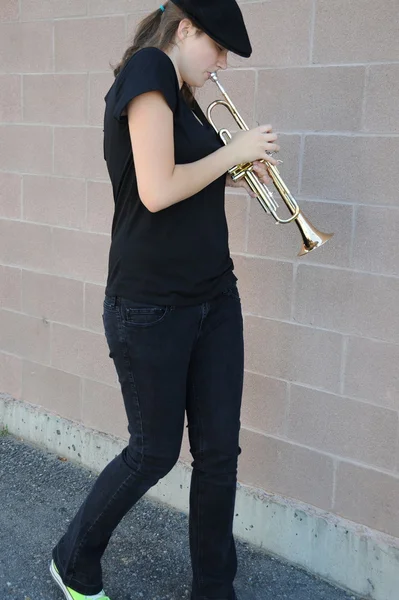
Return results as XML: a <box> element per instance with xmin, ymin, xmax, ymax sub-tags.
<box><xmin>1</xmin><ymin>0</ymin><xmax>398</xmax><ymax>544</ymax></box>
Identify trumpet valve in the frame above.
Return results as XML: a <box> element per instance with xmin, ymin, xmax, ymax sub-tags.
<box><xmin>229</xmin><ymin>163</ymin><xmax>253</xmax><ymax>181</ymax></box>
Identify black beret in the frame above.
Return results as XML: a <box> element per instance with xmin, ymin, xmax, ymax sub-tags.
<box><xmin>168</xmin><ymin>0</ymin><xmax>252</xmax><ymax>58</ymax></box>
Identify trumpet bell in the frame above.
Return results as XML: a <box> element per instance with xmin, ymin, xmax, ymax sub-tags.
<box><xmin>295</xmin><ymin>211</ymin><xmax>334</xmax><ymax>256</ymax></box>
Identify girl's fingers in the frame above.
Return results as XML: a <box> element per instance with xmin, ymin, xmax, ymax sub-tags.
<box><xmin>238</xmin><ymin>164</ymin><xmax>272</xmax><ymax>196</ymax></box>
<box><xmin>253</xmin><ymin>163</ymin><xmax>272</xmax><ymax>185</ymax></box>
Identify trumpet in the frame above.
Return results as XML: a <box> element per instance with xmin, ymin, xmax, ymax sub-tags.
<box><xmin>207</xmin><ymin>72</ymin><xmax>334</xmax><ymax>256</ymax></box>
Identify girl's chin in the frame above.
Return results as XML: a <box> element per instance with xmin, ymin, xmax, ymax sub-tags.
<box><xmin>184</xmin><ymin>73</ymin><xmax>209</xmax><ymax>88</ymax></box>
<box><xmin>186</xmin><ymin>80</ymin><xmax>205</xmax><ymax>88</ymax></box>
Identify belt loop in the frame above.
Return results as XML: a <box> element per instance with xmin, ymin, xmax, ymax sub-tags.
<box><xmin>105</xmin><ymin>295</ymin><xmax>118</xmax><ymax>308</ymax></box>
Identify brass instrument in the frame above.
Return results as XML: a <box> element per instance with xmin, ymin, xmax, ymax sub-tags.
<box><xmin>207</xmin><ymin>72</ymin><xmax>334</xmax><ymax>256</ymax></box>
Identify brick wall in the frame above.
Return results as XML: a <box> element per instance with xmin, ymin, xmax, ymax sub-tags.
<box><xmin>1</xmin><ymin>0</ymin><xmax>398</xmax><ymax>539</ymax></box>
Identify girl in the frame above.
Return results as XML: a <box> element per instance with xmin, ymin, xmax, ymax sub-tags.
<box><xmin>50</xmin><ymin>1</ymin><xmax>279</xmax><ymax>599</ymax></box>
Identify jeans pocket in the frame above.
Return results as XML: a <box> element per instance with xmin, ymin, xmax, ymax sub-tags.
<box><xmin>121</xmin><ymin>299</ymin><xmax>171</xmax><ymax>327</ymax></box>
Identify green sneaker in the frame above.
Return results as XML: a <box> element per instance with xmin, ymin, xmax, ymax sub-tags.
<box><xmin>49</xmin><ymin>559</ymin><xmax>111</xmax><ymax>600</ymax></box>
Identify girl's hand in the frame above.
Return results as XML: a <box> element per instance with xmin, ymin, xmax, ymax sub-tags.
<box><xmin>225</xmin><ymin>161</ymin><xmax>272</xmax><ymax>198</ymax></box>
<box><xmin>228</xmin><ymin>124</ymin><xmax>280</xmax><ymax>166</ymax></box>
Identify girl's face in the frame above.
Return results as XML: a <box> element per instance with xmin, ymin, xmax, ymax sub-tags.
<box><xmin>175</xmin><ymin>20</ymin><xmax>229</xmax><ymax>87</ymax></box>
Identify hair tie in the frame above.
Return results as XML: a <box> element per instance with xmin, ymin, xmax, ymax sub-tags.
<box><xmin>159</xmin><ymin>4</ymin><xmax>165</xmax><ymax>12</ymax></box>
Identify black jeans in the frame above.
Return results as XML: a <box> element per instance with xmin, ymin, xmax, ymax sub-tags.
<box><xmin>52</xmin><ymin>282</ymin><xmax>244</xmax><ymax>600</ymax></box>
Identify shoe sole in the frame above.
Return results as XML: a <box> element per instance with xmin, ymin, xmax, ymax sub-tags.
<box><xmin>50</xmin><ymin>559</ymin><xmax>74</xmax><ymax>600</ymax></box>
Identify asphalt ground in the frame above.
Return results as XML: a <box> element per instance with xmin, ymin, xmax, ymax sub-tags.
<box><xmin>0</xmin><ymin>432</ymin><xmax>361</xmax><ymax>600</ymax></box>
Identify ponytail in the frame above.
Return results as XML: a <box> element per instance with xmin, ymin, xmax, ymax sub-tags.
<box><xmin>111</xmin><ymin>2</ymin><xmax>201</xmax><ymax>107</ymax></box>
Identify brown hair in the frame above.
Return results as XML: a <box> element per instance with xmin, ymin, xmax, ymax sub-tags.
<box><xmin>111</xmin><ymin>2</ymin><xmax>203</xmax><ymax>108</ymax></box>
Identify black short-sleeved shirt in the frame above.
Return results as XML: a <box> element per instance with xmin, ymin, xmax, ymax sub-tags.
<box><xmin>103</xmin><ymin>47</ymin><xmax>237</xmax><ymax>306</ymax></box>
